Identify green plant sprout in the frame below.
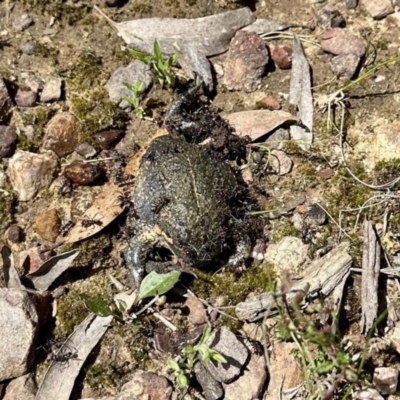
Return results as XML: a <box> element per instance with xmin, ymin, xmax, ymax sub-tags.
<box><xmin>167</xmin><ymin>324</ymin><xmax>227</xmax><ymax>388</ymax></box>
<box><xmin>122</xmin><ymin>81</ymin><xmax>146</xmax><ymax>119</ymax></box>
<box><xmin>129</xmin><ymin>40</ymin><xmax>179</xmax><ymax>87</ymax></box>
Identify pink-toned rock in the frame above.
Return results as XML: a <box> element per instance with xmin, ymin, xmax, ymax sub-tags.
<box><xmin>317</xmin><ymin>167</ymin><xmax>334</xmax><ymax>179</ymax></box>
<box><xmin>15</xmin><ymin>90</ymin><xmax>37</xmax><ymax>107</ymax></box>
<box><xmin>7</xmin><ymin>150</ymin><xmax>59</xmax><ymax>201</ymax></box>
<box><xmin>43</xmin><ymin>112</ymin><xmax>79</xmax><ymax>157</ymax></box>
<box><xmin>271</xmin><ymin>45</ymin><xmax>292</xmax><ymax>69</ymax></box>
<box><xmin>270</xmin><ymin>150</ymin><xmax>293</xmax><ymax>175</ymax></box>
<box><xmin>361</xmin><ymin>0</ymin><xmax>393</xmax><ymax>19</ymax></box>
<box><xmin>185</xmin><ymin>296</ymin><xmax>207</xmax><ymax>325</ymax></box>
<box><xmin>0</xmin><ymin>77</ymin><xmax>12</xmax><ymax>123</ymax></box>
<box><xmin>260</xmin><ymin>96</ymin><xmax>281</xmax><ymax>110</ymax></box>
<box><xmin>64</xmin><ymin>160</ymin><xmax>103</xmax><ymax>185</ymax></box>
<box><xmin>386</xmin><ymin>12</ymin><xmax>400</xmax><ymax>27</ymax></box>
<box><xmin>224</xmin><ymin>30</ymin><xmax>269</xmax><ymax>93</ymax></box>
<box><xmin>373</xmin><ymin>367</ymin><xmax>398</xmax><ymax>395</ymax></box>
<box><xmin>321</xmin><ymin>28</ymin><xmax>367</xmax><ymax>57</ymax></box>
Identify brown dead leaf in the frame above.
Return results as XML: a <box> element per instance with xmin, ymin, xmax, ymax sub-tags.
<box><xmin>224</xmin><ymin>110</ymin><xmax>297</xmax><ymax>141</ymax></box>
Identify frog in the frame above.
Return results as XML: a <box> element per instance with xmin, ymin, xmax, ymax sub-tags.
<box><xmin>126</xmin><ymin>85</ymin><xmax>249</xmax><ymax>284</ymax></box>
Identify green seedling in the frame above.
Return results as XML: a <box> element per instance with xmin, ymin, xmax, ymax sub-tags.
<box><xmin>167</xmin><ymin>324</ymin><xmax>227</xmax><ymax>389</ymax></box>
<box><xmin>122</xmin><ymin>81</ymin><xmax>146</xmax><ymax>119</ymax></box>
<box><xmin>129</xmin><ymin>40</ymin><xmax>179</xmax><ymax>87</ymax></box>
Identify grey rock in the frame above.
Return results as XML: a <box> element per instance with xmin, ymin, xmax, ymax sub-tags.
<box><xmin>354</xmin><ymin>388</ymin><xmax>385</xmax><ymax>400</ymax></box>
<box><xmin>321</xmin><ymin>28</ymin><xmax>367</xmax><ymax>57</ymax></box>
<box><xmin>15</xmin><ymin>90</ymin><xmax>37</xmax><ymax>107</ymax></box>
<box><xmin>224</xmin><ymin>352</ymin><xmax>267</xmax><ymax>400</ymax></box>
<box><xmin>13</xmin><ymin>14</ymin><xmax>34</xmax><ymax>31</ymax></box>
<box><xmin>346</xmin><ymin>0</ymin><xmax>358</xmax><ymax>9</ymax></box>
<box><xmin>3</xmin><ymin>373</ymin><xmax>37</xmax><ymax>400</ymax></box>
<box><xmin>224</xmin><ymin>31</ymin><xmax>269</xmax><ymax>93</ymax></box>
<box><xmin>40</xmin><ymin>77</ymin><xmax>63</xmax><ymax>103</ymax></box>
<box><xmin>317</xmin><ymin>5</ymin><xmax>345</xmax><ymax>29</ymax></box>
<box><xmin>75</xmin><ymin>142</ymin><xmax>97</xmax><ymax>159</ymax></box>
<box><xmin>8</xmin><ymin>225</ymin><xmax>24</xmax><ymax>243</ymax></box>
<box><xmin>7</xmin><ymin>151</ymin><xmax>59</xmax><ymax>201</ymax></box>
<box><xmin>0</xmin><ymin>289</ymin><xmax>38</xmax><ymax>381</ymax></box>
<box><xmin>20</xmin><ymin>41</ymin><xmax>35</xmax><ymax>55</ymax></box>
<box><xmin>194</xmin><ymin>362</ymin><xmax>224</xmax><ymax>400</ymax></box>
<box><xmin>43</xmin><ymin>112</ymin><xmax>79</xmax><ymax>157</ymax></box>
<box><xmin>362</xmin><ymin>0</ymin><xmax>393</xmax><ymax>19</ymax></box>
<box><xmin>105</xmin><ymin>60</ymin><xmax>152</xmax><ymax>109</ymax></box>
<box><xmin>0</xmin><ymin>78</ymin><xmax>12</xmax><ymax>123</ymax></box>
<box><xmin>0</xmin><ymin>125</ymin><xmax>17</xmax><ymax>158</ymax></box>
<box><xmin>331</xmin><ymin>54</ymin><xmax>360</xmax><ymax>79</ymax></box>
<box><xmin>24</xmin><ymin>75</ymin><xmax>44</xmax><ymax>93</ymax></box>
<box><xmin>204</xmin><ymin>326</ymin><xmax>249</xmax><ymax>383</ymax></box>
<box><xmin>308</xmin><ymin>203</ymin><xmax>327</xmax><ymax>225</ymax></box>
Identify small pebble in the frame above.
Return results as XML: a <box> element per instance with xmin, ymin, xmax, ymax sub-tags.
<box><xmin>308</xmin><ymin>204</ymin><xmax>327</xmax><ymax>225</ymax></box>
<box><xmin>8</xmin><ymin>225</ymin><xmax>24</xmax><ymax>243</ymax></box>
<box><xmin>64</xmin><ymin>160</ymin><xmax>103</xmax><ymax>185</ymax></box>
<box><xmin>15</xmin><ymin>90</ymin><xmax>37</xmax><ymax>107</ymax></box>
<box><xmin>20</xmin><ymin>41</ymin><xmax>35</xmax><ymax>55</ymax></box>
<box><xmin>24</xmin><ymin>75</ymin><xmax>44</xmax><ymax>93</ymax></box>
<box><xmin>270</xmin><ymin>150</ymin><xmax>293</xmax><ymax>175</ymax></box>
<box><xmin>271</xmin><ymin>45</ymin><xmax>292</xmax><ymax>69</ymax></box>
<box><xmin>317</xmin><ymin>168</ymin><xmax>334</xmax><ymax>179</ymax></box>
<box><xmin>185</xmin><ymin>297</ymin><xmax>207</xmax><ymax>325</ymax></box>
<box><xmin>346</xmin><ymin>0</ymin><xmax>358</xmax><ymax>9</ymax></box>
<box><xmin>317</xmin><ymin>5</ymin><xmax>345</xmax><ymax>29</ymax></box>
<box><xmin>75</xmin><ymin>142</ymin><xmax>97</xmax><ymax>159</ymax></box>
<box><xmin>330</xmin><ymin>54</ymin><xmax>360</xmax><ymax>80</ymax></box>
<box><xmin>260</xmin><ymin>96</ymin><xmax>281</xmax><ymax>110</ymax></box>
<box><xmin>13</xmin><ymin>13</ymin><xmax>34</xmax><ymax>32</ymax></box>
<box><xmin>40</xmin><ymin>77</ymin><xmax>62</xmax><ymax>103</ymax></box>
<box><xmin>0</xmin><ymin>78</ymin><xmax>13</xmax><ymax>123</ymax></box>
<box><xmin>93</xmin><ymin>129</ymin><xmax>124</xmax><ymax>150</ymax></box>
<box><xmin>0</xmin><ymin>125</ymin><xmax>17</xmax><ymax>158</ymax></box>
<box><xmin>35</xmin><ymin>209</ymin><xmax>60</xmax><ymax>242</ymax></box>
<box><xmin>321</xmin><ymin>28</ymin><xmax>367</xmax><ymax>57</ymax></box>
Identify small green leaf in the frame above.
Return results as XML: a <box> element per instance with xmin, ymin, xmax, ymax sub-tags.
<box><xmin>198</xmin><ymin>324</ymin><xmax>212</xmax><ymax>345</ymax></box>
<box><xmin>177</xmin><ymin>373</ymin><xmax>190</xmax><ymax>388</ymax></box>
<box><xmin>129</xmin><ymin>49</ymin><xmax>152</xmax><ymax>64</ymax></box>
<box><xmin>209</xmin><ymin>350</ymin><xmax>227</xmax><ymax>364</ymax></box>
<box><xmin>153</xmin><ymin>40</ymin><xmax>162</xmax><ymax>61</ymax></box>
<box><xmin>167</xmin><ymin>358</ymin><xmax>181</xmax><ymax>372</ymax></box>
<box><xmin>80</xmin><ymin>294</ymin><xmax>113</xmax><ymax>317</ymax></box>
<box><xmin>138</xmin><ymin>270</ymin><xmax>181</xmax><ymax>300</ymax></box>
<box><xmin>182</xmin><ymin>345</ymin><xmax>194</xmax><ymax>355</ymax></box>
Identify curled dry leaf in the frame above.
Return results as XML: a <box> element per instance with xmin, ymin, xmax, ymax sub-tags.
<box><xmin>35</xmin><ymin>313</ymin><xmax>113</xmax><ymax>400</ymax></box>
<box><xmin>224</xmin><ymin>110</ymin><xmax>297</xmax><ymax>141</ymax></box>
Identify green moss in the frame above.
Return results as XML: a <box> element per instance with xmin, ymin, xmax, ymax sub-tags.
<box><xmin>132</xmin><ymin>3</ymin><xmax>153</xmax><ymax>14</ymax></box>
<box><xmin>66</xmin><ymin>52</ymin><xmax>127</xmax><ymax>138</ymax></box>
<box><xmin>34</xmin><ymin>42</ymin><xmax>59</xmax><ymax>66</ymax></box>
<box><xmin>270</xmin><ymin>220</ymin><xmax>299</xmax><ymax>243</ymax></box>
<box><xmin>77</xmin><ymin>235</ymin><xmax>112</xmax><ymax>268</ymax></box>
<box><xmin>0</xmin><ymin>191</ymin><xmax>13</xmax><ymax>232</ymax></box>
<box><xmin>373</xmin><ymin>158</ymin><xmax>400</xmax><ymax>190</ymax></box>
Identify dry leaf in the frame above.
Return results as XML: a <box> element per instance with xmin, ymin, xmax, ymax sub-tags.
<box><xmin>224</xmin><ymin>110</ymin><xmax>297</xmax><ymax>141</ymax></box>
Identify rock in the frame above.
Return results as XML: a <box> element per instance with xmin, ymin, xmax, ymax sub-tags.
<box><xmin>0</xmin><ymin>125</ymin><xmax>17</xmax><ymax>158</ymax></box>
<box><xmin>8</xmin><ymin>225</ymin><xmax>24</xmax><ymax>243</ymax></box>
<box><xmin>35</xmin><ymin>209</ymin><xmax>60</xmax><ymax>242</ymax></box>
<box><xmin>15</xmin><ymin>90</ymin><xmax>37</xmax><ymax>107</ymax></box>
<box><xmin>270</xmin><ymin>150</ymin><xmax>293</xmax><ymax>175</ymax></box>
<box><xmin>64</xmin><ymin>160</ymin><xmax>103</xmax><ymax>185</ymax></box>
<box><xmin>317</xmin><ymin>5</ymin><xmax>345</xmax><ymax>29</ymax></box>
<box><xmin>93</xmin><ymin>129</ymin><xmax>124</xmax><ymax>150</ymax></box>
<box><xmin>204</xmin><ymin>326</ymin><xmax>249</xmax><ymax>383</ymax></box>
<box><xmin>224</xmin><ymin>352</ymin><xmax>267</xmax><ymax>400</ymax></box>
<box><xmin>13</xmin><ymin>14</ymin><xmax>34</xmax><ymax>31</ymax></box>
<box><xmin>3</xmin><ymin>373</ymin><xmax>36</xmax><ymax>400</ymax></box>
<box><xmin>24</xmin><ymin>75</ymin><xmax>44</xmax><ymax>93</ymax></box>
<box><xmin>7</xmin><ymin>151</ymin><xmax>59</xmax><ymax>201</ymax></box>
<box><xmin>224</xmin><ymin>31</ymin><xmax>269</xmax><ymax>92</ymax></box>
<box><xmin>330</xmin><ymin>54</ymin><xmax>360</xmax><ymax>80</ymax></box>
<box><xmin>260</xmin><ymin>96</ymin><xmax>280</xmax><ymax>110</ymax></box>
<box><xmin>271</xmin><ymin>45</ymin><xmax>292</xmax><ymax>69</ymax></box>
<box><xmin>20</xmin><ymin>41</ymin><xmax>35</xmax><ymax>55</ymax></box>
<box><xmin>104</xmin><ymin>0</ymin><xmax>123</xmax><ymax>6</ymax></box>
<box><xmin>265</xmin><ymin>342</ymin><xmax>303</xmax><ymax>400</ymax></box>
<box><xmin>361</xmin><ymin>0</ymin><xmax>393</xmax><ymax>19</ymax></box>
<box><xmin>321</xmin><ymin>28</ymin><xmax>367</xmax><ymax>57</ymax></box>
<box><xmin>39</xmin><ymin>77</ymin><xmax>62</xmax><ymax>103</ymax></box>
<box><xmin>120</xmin><ymin>371</ymin><xmax>172</xmax><ymax>400</ymax></box>
<box><xmin>386</xmin><ymin>12</ymin><xmax>400</xmax><ymax>27</ymax></box>
<box><xmin>19</xmin><ymin>247</ymin><xmax>43</xmax><ymax>274</ymax></box>
<box><xmin>354</xmin><ymin>388</ymin><xmax>385</xmax><ymax>400</ymax></box>
<box><xmin>317</xmin><ymin>167</ymin><xmax>334</xmax><ymax>179</ymax></box>
<box><xmin>266</xmin><ymin>128</ymin><xmax>290</xmax><ymax>149</ymax></box>
<box><xmin>105</xmin><ymin>60</ymin><xmax>152</xmax><ymax>109</ymax></box>
<box><xmin>194</xmin><ymin>362</ymin><xmax>224</xmax><ymax>400</ymax></box>
<box><xmin>264</xmin><ymin>236</ymin><xmax>309</xmax><ymax>274</ymax></box>
<box><xmin>373</xmin><ymin>367</ymin><xmax>398</xmax><ymax>395</ymax></box>
<box><xmin>346</xmin><ymin>0</ymin><xmax>358</xmax><ymax>9</ymax></box>
<box><xmin>75</xmin><ymin>142</ymin><xmax>97</xmax><ymax>159</ymax></box>
<box><xmin>0</xmin><ymin>78</ymin><xmax>12</xmax><ymax>123</ymax></box>
<box><xmin>43</xmin><ymin>112</ymin><xmax>79</xmax><ymax>157</ymax></box>
<box><xmin>0</xmin><ymin>289</ymin><xmax>38</xmax><ymax>381</ymax></box>
<box><xmin>308</xmin><ymin>203</ymin><xmax>327</xmax><ymax>225</ymax></box>
<box><xmin>185</xmin><ymin>296</ymin><xmax>207</xmax><ymax>325</ymax></box>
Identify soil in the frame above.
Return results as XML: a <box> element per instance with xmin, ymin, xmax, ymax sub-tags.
<box><xmin>1</xmin><ymin>0</ymin><xmax>400</xmax><ymax>399</ymax></box>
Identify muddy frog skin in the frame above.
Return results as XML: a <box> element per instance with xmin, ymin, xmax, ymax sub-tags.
<box><xmin>126</xmin><ymin>86</ymin><xmax>248</xmax><ymax>284</ymax></box>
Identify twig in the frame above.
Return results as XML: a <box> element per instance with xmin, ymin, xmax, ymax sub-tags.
<box><xmin>153</xmin><ymin>312</ymin><xmax>178</xmax><ymax>331</ymax></box>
